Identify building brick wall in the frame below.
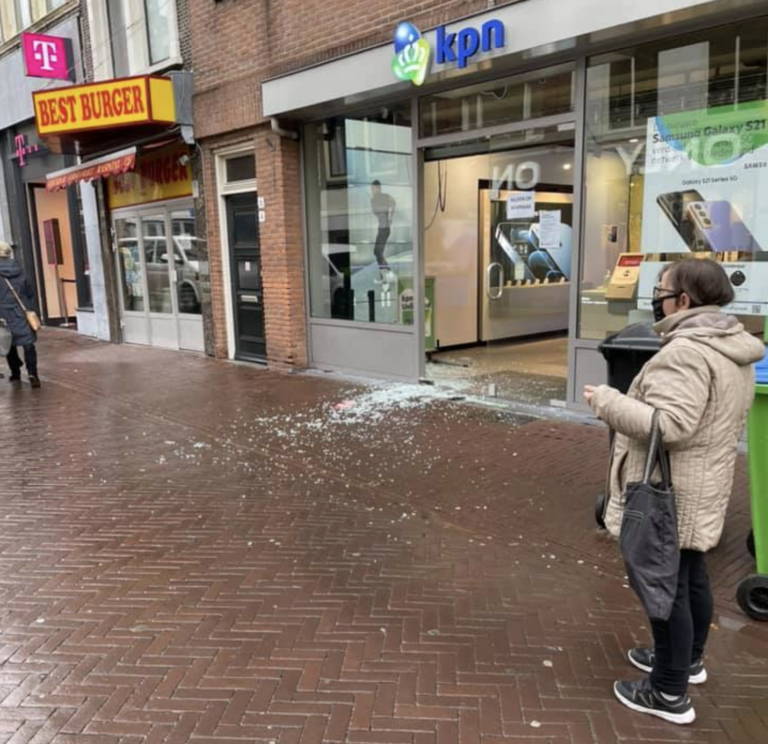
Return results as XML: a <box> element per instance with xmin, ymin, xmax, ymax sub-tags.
<box><xmin>191</xmin><ymin>0</ymin><xmax>525</xmax><ymax>139</ymax></box>
<box><xmin>265</xmin><ymin>0</ymin><xmax>525</xmax><ymax>77</ymax></box>
<box><xmin>254</xmin><ymin>127</ymin><xmax>307</xmax><ymax>369</ymax></box>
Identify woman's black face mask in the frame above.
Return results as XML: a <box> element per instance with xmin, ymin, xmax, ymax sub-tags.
<box><xmin>651</xmin><ymin>288</ymin><xmax>682</xmax><ymax>323</ymax></box>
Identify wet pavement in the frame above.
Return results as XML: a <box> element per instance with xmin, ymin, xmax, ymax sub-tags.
<box><xmin>0</xmin><ymin>330</ymin><xmax>766</xmax><ymax>744</ymax></box>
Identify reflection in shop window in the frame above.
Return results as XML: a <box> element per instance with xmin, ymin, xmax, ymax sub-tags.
<box><xmin>116</xmin><ymin>218</ymin><xmax>144</xmax><ymax>312</ymax></box>
<box><xmin>16</xmin><ymin>0</ymin><xmax>30</xmax><ymax>29</ymax></box>
<box><xmin>580</xmin><ymin>19</ymin><xmax>768</xmax><ymax>341</ymax></box>
<box><xmin>107</xmin><ymin>0</ymin><xmax>129</xmax><ymax>77</ymax></box>
<box><xmin>74</xmin><ymin>187</ymin><xmax>93</xmax><ymax>309</ymax></box>
<box><xmin>225</xmin><ymin>155</ymin><xmax>256</xmax><ymax>184</ymax></box>
<box><xmin>171</xmin><ymin>210</ymin><xmax>205</xmax><ymax>315</ymax></box>
<box><xmin>304</xmin><ymin>104</ymin><xmax>414</xmax><ymax>325</ymax></box>
<box><xmin>144</xmin><ymin>0</ymin><xmax>172</xmax><ymax>64</ymax></box>
<box><xmin>419</xmin><ymin>64</ymin><xmax>574</xmax><ymax>138</ymax></box>
<box><xmin>143</xmin><ymin>217</ymin><xmax>171</xmax><ymax>313</ymax></box>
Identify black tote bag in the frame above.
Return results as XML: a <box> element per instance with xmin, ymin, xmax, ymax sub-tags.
<box><xmin>619</xmin><ymin>410</ymin><xmax>680</xmax><ymax>622</ymax></box>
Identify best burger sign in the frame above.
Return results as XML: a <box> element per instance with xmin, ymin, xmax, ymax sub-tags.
<box><xmin>33</xmin><ymin>75</ymin><xmax>176</xmax><ymax>136</ymax></box>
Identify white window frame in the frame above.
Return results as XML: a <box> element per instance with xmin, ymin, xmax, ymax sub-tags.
<box><xmin>87</xmin><ymin>0</ymin><xmax>180</xmax><ymax>81</ymax></box>
<box><xmin>216</xmin><ymin>145</ymin><xmax>258</xmax><ymax>359</ymax></box>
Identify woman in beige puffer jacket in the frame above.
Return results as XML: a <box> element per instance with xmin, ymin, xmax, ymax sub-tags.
<box><xmin>584</xmin><ymin>258</ymin><xmax>765</xmax><ymax>726</ymax></box>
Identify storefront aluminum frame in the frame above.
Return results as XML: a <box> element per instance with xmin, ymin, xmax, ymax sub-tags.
<box><xmin>301</xmin><ymin>67</ymin><xmax>588</xmax><ymax>399</ymax></box>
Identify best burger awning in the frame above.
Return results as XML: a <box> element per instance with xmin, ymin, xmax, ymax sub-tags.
<box><xmin>45</xmin><ymin>147</ymin><xmax>137</xmax><ymax>191</ymax></box>
<box><xmin>33</xmin><ymin>76</ymin><xmax>176</xmax><ymax>137</ymax></box>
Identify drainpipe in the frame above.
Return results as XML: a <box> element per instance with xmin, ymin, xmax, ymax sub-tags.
<box><xmin>270</xmin><ymin>118</ymin><xmax>299</xmax><ymax>141</ymax></box>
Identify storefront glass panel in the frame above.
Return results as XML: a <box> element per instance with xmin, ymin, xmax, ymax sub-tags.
<box><xmin>144</xmin><ymin>0</ymin><xmax>171</xmax><ymax>65</ymax></box>
<box><xmin>423</xmin><ymin>126</ymin><xmax>574</xmax><ymax>404</ymax></box>
<box><xmin>107</xmin><ymin>0</ymin><xmax>129</xmax><ymax>77</ymax></box>
<box><xmin>304</xmin><ymin>103</ymin><xmax>414</xmax><ymax>326</ymax></box>
<box><xmin>171</xmin><ymin>209</ymin><xmax>204</xmax><ymax>315</ymax></box>
<box><xmin>115</xmin><ymin>216</ymin><xmax>144</xmax><ymax>312</ymax></box>
<box><xmin>112</xmin><ymin>201</ymin><xmax>205</xmax><ymax>351</ymax></box>
<box><xmin>580</xmin><ymin>20</ymin><xmax>768</xmax><ymax>341</ymax></box>
<box><xmin>419</xmin><ymin>64</ymin><xmax>575</xmax><ymax>138</ymax></box>
<box><xmin>143</xmin><ymin>214</ymin><xmax>171</xmax><ymax>313</ymax></box>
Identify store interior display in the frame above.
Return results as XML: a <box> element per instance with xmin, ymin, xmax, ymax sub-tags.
<box><xmin>423</xmin><ymin>137</ymin><xmax>574</xmax><ymax>402</ymax></box>
<box><xmin>580</xmin><ymin>20</ymin><xmax>768</xmax><ymax>341</ymax></box>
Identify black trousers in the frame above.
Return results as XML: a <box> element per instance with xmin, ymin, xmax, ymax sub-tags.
<box><xmin>650</xmin><ymin>549</ymin><xmax>713</xmax><ymax>695</ymax></box>
<box><xmin>7</xmin><ymin>344</ymin><xmax>38</xmax><ymax>378</ymax></box>
<box><xmin>374</xmin><ymin>227</ymin><xmax>391</xmax><ymax>268</ymax></box>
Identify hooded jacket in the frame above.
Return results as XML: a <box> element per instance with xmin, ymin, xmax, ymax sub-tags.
<box><xmin>0</xmin><ymin>258</ymin><xmax>36</xmax><ymax>347</ymax></box>
<box><xmin>590</xmin><ymin>306</ymin><xmax>766</xmax><ymax>552</ymax></box>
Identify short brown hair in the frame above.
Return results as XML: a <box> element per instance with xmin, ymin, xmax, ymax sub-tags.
<box><xmin>660</xmin><ymin>258</ymin><xmax>735</xmax><ymax>308</ymax></box>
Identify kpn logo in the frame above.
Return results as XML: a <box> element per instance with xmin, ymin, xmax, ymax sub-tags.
<box><xmin>392</xmin><ymin>22</ymin><xmax>430</xmax><ymax>87</ymax></box>
<box><xmin>392</xmin><ymin>19</ymin><xmax>506</xmax><ymax>86</ymax></box>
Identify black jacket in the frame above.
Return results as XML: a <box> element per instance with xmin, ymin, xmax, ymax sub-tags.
<box><xmin>0</xmin><ymin>259</ymin><xmax>36</xmax><ymax>347</ymax></box>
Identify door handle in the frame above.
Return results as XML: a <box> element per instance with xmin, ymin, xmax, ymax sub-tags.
<box><xmin>486</xmin><ymin>262</ymin><xmax>503</xmax><ymax>300</ymax></box>
<box><xmin>241</xmin><ymin>294</ymin><xmax>260</xmax><ymax>304</ymax></box>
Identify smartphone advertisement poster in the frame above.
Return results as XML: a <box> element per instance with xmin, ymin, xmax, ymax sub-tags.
<box><xmin>641</xmin><ymin>100</ymin><xmax>768</xmax><ymax>254</ymax></box>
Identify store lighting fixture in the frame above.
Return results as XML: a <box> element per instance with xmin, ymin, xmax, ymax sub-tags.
<box><xmin>629</xmin><ymin>138</ymin><xmax>639</xmax><ymax>143</ymax></box>
<box><xmin>563</xmin><ymin>163</ymin><xmax>572</xmax><ymax>170</ymax></box>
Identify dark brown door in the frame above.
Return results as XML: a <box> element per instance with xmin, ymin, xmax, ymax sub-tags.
<box><xmin>226</xmin><ymin>193</ymin><xmax>266</xmax><ymax>360</ymax></box>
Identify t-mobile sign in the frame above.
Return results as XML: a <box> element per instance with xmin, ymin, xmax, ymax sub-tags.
<box><xmin>22</xmin><ymin>32</ymin><xmax>73</xmax><ymax>81</ymax></box>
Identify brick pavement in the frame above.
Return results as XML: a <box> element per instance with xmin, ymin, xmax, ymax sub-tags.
<box><xmin>0</xmin><ymin>330</ymin><xmax>765</xmax><ymax>743</ymax></box>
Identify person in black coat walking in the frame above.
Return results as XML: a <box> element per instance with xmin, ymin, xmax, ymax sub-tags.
<box><xmin>0</xmin><ymin>242</ymin><xmax>40</xmax><ymax>388</ymax></box>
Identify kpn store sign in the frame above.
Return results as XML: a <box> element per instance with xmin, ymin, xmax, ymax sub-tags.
<box><xmin>392</xmin><ymin>19</ymin><xmax>506</xmax><ymax>86</ymax></box>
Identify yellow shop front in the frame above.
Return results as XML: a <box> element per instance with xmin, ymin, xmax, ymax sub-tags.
<box><xmin>33</xmin><ymin>74</ymin><xmax>204</xmax><ymax>352</ymax></box>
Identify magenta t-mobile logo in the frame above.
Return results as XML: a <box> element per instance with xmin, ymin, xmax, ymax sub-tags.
<box><xmin>33</xmin><ymin>39</ymin><xmax>59</xmax><ymax>71</ymax></box>
<box><xmin>22</xmin><ymin>32</ymin><xmax>71</xmax><ymax>80</ymax></box>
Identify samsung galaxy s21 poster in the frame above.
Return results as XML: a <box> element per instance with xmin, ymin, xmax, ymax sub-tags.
<box><xmin>641</xmin><ymin>101</ymin><xmax>768</xmax><ymax>255</ymax></box>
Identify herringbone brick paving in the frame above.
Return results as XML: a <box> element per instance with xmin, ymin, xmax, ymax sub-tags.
<box><xmin>0</xmin><ymin>332</ymin><xmax>765</xmax><ymax>743</ymax></box>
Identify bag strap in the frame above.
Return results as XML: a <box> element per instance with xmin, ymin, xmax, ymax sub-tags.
<box><xmin>642</xmin><ymin>410</ymin><xmax>672</xmax><ymax>486</ymax></box>
<box><xmin>3</xmin><ymin>278</ymin><xmax>28</xmax><ymax>314</ymax></box>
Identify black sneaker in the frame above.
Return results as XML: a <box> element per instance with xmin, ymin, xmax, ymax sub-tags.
<box><xmin>8</xmin><ymin>375</ymin><xmax>21</xmax><ymax>384</ymax></box>
<box><xmin>614</xmin><ymin>679</ymin><xmax>696</xmax><ymax>725</ymax></box>
<box><xmin>29</xmin><ymin>376</ymin><xmax>41</xmax><ymax>389</ymax></box>
<box><xmin>628</xmin><ymin>647</ymin><xmax>707</xmax><ymax>685</ymax></box>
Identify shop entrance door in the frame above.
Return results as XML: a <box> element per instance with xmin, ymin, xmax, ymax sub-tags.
<box><xmin>423</xmin><ymin>131</ymin><xmax>575</xmax><ymax>404</ymax></box>
<box><xmin>480</xmin><ymin>142</ymin><xmax>575</xmax><ymax>342</ymax></box>
<box><xmin>226</xmin><ymin>193</ymin><xmax>266</xmax><ymax>361</ymax></box>
<box><xmin>113</xmin><ymin>201</ymin><xmax>205</xmax><ymax>351</ymax></box>
<box><xmin>29</xmin><ymin>185</ymin><xmax>80</xmax><ymax>326</ymax></box>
